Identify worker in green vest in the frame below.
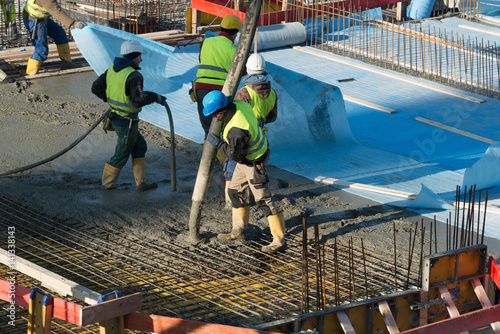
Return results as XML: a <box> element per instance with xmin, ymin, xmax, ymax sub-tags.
<box><xmin>203</xmin><ymin>90</ymin><xmax>286</xmax><ymax>254</ymax></box>
<box><xmin>91</xmin><ymin>39</ymin><xmax>167</xmax><ymax>192</ymax></box>
<box><xmin>22</xmin><ymin>0</ymin><xmax>86</xmax><ymax>75</ymax></box>
<box><xmin>1</xmin><ymin>0</ymin><xmax>18</xmax><ymax>41</ymax></box>
<box><xmin>192</xmin><ymin>14</ymin><xmax>243</xmax><ymax>138</ymax></box>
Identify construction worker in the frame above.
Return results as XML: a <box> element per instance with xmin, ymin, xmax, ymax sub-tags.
<box><xmin>222</xmin><ymin>53</ymin><xmax>278</xmax><ymax>205</ymax></box>
<box><xmin>1</xmin><ymin>0</ymin><xmax>18</xmax><ymax>41</ymax></box>
<box><xmin>192</xmin><ymin>14</ymin><xmax>243</xmax><ymax>138</ymax></box>
<box><xmin>22</xmin><ymin>0</ymin><xmax>86</xmax><ymax>75</ymax></box>
<box><xmin>203</xmin><ymin>90</ymin><xmax>286</xmax><ymax>254</ymax></box>
<box><xmin>91</xmin><ymin>39</ymin><xmax>166</xmax><ymax>192</ymax></box>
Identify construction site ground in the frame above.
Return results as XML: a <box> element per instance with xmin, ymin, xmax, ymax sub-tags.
<box><xmin>1</xmin><ymin>69</ymin><xmax>500</xmax><ymax>332</ymax></box>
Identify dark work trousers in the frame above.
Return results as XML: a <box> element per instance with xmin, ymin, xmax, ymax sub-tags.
<box><xmin>196</xmin><ymin>88</ymin><xmax>216</xmax><ymax>138</ymax></box>
<box><xmin>108</xmin><ymin>121</ymin><xmax>147</xmax><ymax>169</ymax></box>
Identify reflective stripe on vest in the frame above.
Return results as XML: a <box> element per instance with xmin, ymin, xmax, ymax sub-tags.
<box><xmin>223</xmin><ymin>101</ymin><xmax>268</xmax><ymax>161</ymax></box>
<box><xmin>25</xmin><ymin>0</ymin><xmax>50</xmax><ymax>19</ymax></box>
<box><xmin>246</xmin><ymin>86</ymin><xmax>277</xmax><ymax>123</ymax></box>
<box><xmin>105</xmin><ymin>65</ymin><xmax>141</xmax><ymax>120</ymax></box>
<box><xmin>196</xmin><ymin>36</ymin><xmax>236</xmax><ymax>86</ymax></box>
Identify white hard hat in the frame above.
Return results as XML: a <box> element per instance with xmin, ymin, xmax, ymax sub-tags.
<box><xmin>246</xmin><ymin>53</ymin><xmax>266</xmax><ymax>75</ymax></box>
<box><xmin>120</xmin><ymin>40</ymin><xmax>144</xmax><ymax>56</ymax></box>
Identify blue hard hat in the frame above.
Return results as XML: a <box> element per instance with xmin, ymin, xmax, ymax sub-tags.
<box><xmin>202</xmin><ymin>91</ymin><xmax>229</xmax><ymax>116</ymax></box>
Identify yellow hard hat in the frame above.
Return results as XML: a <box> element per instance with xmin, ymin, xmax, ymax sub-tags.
<box><xmin>220</xmin><ymin>15</ymin><xmax>243</xmax><ymax>30</ymax></box>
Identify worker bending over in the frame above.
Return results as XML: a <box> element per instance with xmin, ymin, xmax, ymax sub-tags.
<box><xmin>23</xmin><ymin>0</ymin><xmax>85</xmax><ymax>75</ymax></box>
<box><xmin>222</xmin><ymin>53</ymin><xmax>278</xmax><ymax>205</ymax></box>
<box><xmin>202</xmin><ymin>90</ymin><xmax>286</xmax><ymax>254</ymax></box>
<box><xmin>192</xmin><ymin>14</ymin><xmax>243</xmax><ymax>138</ymax></box>
<box><xmin>91</xmin><ymin>39</ymin><xmax>166</xmax><ymax>192</ymax></box>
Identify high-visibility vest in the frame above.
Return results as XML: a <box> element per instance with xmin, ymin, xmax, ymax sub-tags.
<box><xmin>24</xmin><ymin>0</ymin><xmax>50</xmax><ymax>19</ymax></box>
<box><xmin>245</xmin><ymin>86</ymin><xmax>277</xmax><ymax>123</ymax></box>
<box><xmin>105</xmin><ymin>65</ymin><xmax>141</xmax><ymax>121</ymax></box>
<box><xmin>223</xmin><ymin>101</ymin><xmax>268</xmax><ymax>162</ymax></box>
<box><xmin>196</xmin><ymin>36</ymin><xmax>236</xmax><ymax>86</ymax></box>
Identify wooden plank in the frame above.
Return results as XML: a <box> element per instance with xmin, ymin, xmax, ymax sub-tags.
<box><xmin>414</xmin><ymin>117</ymin><xmax>495</xmax><ymax>144</ymax></box>
<box><xmin>124</xmin><ymin>312</ymin><xmax>275</xmax><ymax>333</ymax></box>
<box><xmin>335</xmin><ymin>311</ymin><xmax>356</xmax><ymax>334</ymax></box>
<box><xmin>378</xmin><ymin>300</ymin><xmax>400</xmax><ymax>334</ymax></box>
<box><xmin>315</xmin><ymin>176</ymin><xmax>416</xmax><ymax>199</ymax></box>
<box><xmin>489</xmin><ymin>256</ymin><xmax>500</xmax><ymax>289</ymax></box>
<box><xmin>0</xmin><ymin>249</ymin><xmax>100</xmax><ymax>305</ymax></box>
<box><xmin>99</xmin><ymin>292</ymin><xmax>124</xmax><ymax>334</ymax></box>
<box><xmin>79</xmin><ymin>293</ymin><xmax>142</xmax><ymax>326</ymax></box>
<box><xmin>0</xmin><ymin>279</ymin><xmax>31</xmax><ymax>308</ymax></box>
<box><xmin>438</xmin><ymin>285</ymin><xmax>469</xmax><ymax>334</ymax></box>
<box><xmin>400</xmin><ymin>303</ymin><xmax>500</xmax><ymax>334</ymax></box>
<box><xmin>344</xmin><ymin>95</ymin><xmax>397</xmax><ymax>114</ymax></box>
<box><xmin>419</xmin><ymin>291</ymin><xmax>428</xmax><ymax>327</ymax></box>
<box><xmin>471</xmin><ymin>278</ymin><xmax>500</xmax><ymax>333</ymax></box>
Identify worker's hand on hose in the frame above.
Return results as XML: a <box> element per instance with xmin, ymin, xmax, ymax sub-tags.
<box><xmin>207</xmin><ymin>133</ymin><xmax>223</xmax><ymax>149</ymax></box>
<box><xmin>72</xmin><ymin>21</ymin><xmax>86</xmax><ymax>29</ymax></box>
<box><xmin>157</xmin><ymin>95</ymin><xmax>167</xmax><ymax>106</ymax></box>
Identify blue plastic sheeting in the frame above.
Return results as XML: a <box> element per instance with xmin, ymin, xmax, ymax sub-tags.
<box><xmin>407</xmin><ymin>0</ymin><xmax>436</xmax><ymax>20</ymax></box>
<box><xmin>406</xmin><ymin>184</ymin><xmax>454</xmax><ymax>210</ymax></box>
<box><xmin>463</xmin><ymin>142</ymin><xmax>500</xmax><ymax>190</ymax></box>
<box><xmin>73</xmin><ymin>24</ymin><xmax>500</xmax><ymax>239</ymax></box>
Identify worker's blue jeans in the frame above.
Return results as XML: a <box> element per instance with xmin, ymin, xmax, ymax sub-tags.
<box><xmin>23</xmin><ymin>16</ymin><xmax>68</xmax><ymax>62</ymax></box>
<box><xmin>108</xmin><ymin>121</ymin><xmax>147</xmax><ymax>169</ymax></box>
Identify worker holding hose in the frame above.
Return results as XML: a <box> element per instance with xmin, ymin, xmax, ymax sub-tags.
<box><xmin>202</xmin><ymin>90</ymin><xmax>286</xmax><ymax>254</ymax></box>
<box><xmin>22</xmin><ymin>0</ymin><xmax>86</xmax><ymax>75</ymax></box>
<box><xmin>220</xmin><ymin>53</ymin><xmax>278</xmax><ymax>207</ymax></box>
<box><xmin>91</xmin><ymin>39</ymin><xmax>166</xmax><ymax>192</ymax></box>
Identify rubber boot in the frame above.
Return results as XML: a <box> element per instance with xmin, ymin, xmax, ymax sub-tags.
<box><xmin>102</xmin><ymin>163</ymin><xmax>121</xmax><ymax>189</ymax></box>
<box><xmin>224</xmin><ymin>180</ymin><xmax>232</xmax><ymax>209</ymax></box>
<box><xmin>57</xmin><ymin>43</ymin><xmax>77</xmax><ymax>70</ymax></box>
<box><xmin>218</xmin><ymin>206</ymin><xmax>249</xmax><ymax>241</ymax></box>
<box><xmin>262</xmin><ymin>212</ymin><xmax>286</xmax><ymax>254</ymax></box>
<box><xmin>132</xmin><ymin>157</ymin><xmax>158</xmax><ymax>192</ymax></box>
<box><xmin>26</xmin><ymin>57</ymin><xmax>41</xmax><ymax>75</ymax></box>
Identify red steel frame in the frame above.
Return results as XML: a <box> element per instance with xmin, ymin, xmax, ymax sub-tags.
<box><xmin>191</xmin><ymin>0</ymin><xmax>407</xmax><ymax>26</ymax></box>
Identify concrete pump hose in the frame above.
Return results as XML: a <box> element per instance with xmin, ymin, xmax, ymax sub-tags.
<box><xmin>0</xmin><ymin>108</ymin><xmax>111</xmax><ymax>177</ymax></box>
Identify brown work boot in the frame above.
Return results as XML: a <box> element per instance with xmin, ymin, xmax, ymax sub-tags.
<box><xmin>132</xmin><ymin>157</ymin><xmax>157</xmax><ymax>192</ymax></box>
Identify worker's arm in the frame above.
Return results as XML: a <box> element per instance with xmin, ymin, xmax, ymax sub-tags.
<box><xmin>125</xmin><ymin>72</ymin><xmax>159</xmax><ymax>108</ymax></box>
<box><xmin>35</xmin><ymin>0</ymin><xmax>74</xmax><ymax>28</ymax></box>
<box><xmin>265</xmin><ymin>94</ymin><xmax>278</xmax><ymax>124</ymax></box>
<box><xmin>91</xmin><ymin>71</ymin><xmax>108</xmax><ymax>102</ymax></box>
<box><xmin>220</xmin><ymin>127</ymin><xmax>251</xmax><ymax>163</ymax></box>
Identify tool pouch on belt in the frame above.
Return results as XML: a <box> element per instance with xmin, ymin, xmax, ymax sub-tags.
<box><xmin>189</xmin><ymin>80</ymin><xmax>198</xmax><ymax>102</ymax></box>
<box><xmin>251</xmin><ymin>162</ymin><xmax>269</xmax><ymax>184</ymax></box>
<box><xmin>102</xmin><ymin>116</ymin><xmax>114</xmax><ymax>133</ymax></box>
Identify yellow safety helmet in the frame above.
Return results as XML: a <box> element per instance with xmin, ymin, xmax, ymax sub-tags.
<box><xmin>220</xmin><ymin>15</ymin><xmax>243</xmax><ymax>30</ymax></box>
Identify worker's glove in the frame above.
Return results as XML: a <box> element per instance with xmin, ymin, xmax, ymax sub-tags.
<box><xmin>207</xmin><ymin>133</ymin><xmax>223</xmax><ymax>149</ymax></box>
<box><xmin>72</xmin><ymin>21</ymin><xmax>86</xmax><ymax>29</ymax></box>
<box><xmin>157</xmin><ymin>95</ymin><xmax>167</xmax><ymax>106</ymax></box>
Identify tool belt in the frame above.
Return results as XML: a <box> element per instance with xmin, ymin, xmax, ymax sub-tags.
<box><xmin>189</xmin><ymin>80</ymin><xmax>198</xmax><ymax>102</ymax></box>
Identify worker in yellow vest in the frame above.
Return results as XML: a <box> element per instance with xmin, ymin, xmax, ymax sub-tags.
<box><xmin>219</xmin><ymin>53</ymin><xmax>278</xmax><ymax>207</ymax></box>
<box><xmin>22</xmin><ymin>0</ymin><xmax>86</xmax><ymax>75</ymax></box>
<box><xmin>1</xmin><ymin>0</ymin><xmax>18</xmax><ymax>41</ymax></box>
<box><xmin>203</xmin><ymin>90</ymin><xmax>286</xmax><ymax>254</ymax></box>
<box><xmin>91</xmin><ymin>40</ymin><xmax>167</xmax><ymax>192</ymax></box>
<box><xmin>192</xmin><ymin>14</ymin><xmax>243</xmax><ymax>138</ymax></box>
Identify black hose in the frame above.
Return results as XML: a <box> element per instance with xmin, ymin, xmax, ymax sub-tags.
<box><xmin>163</xmin><ymin>102</ymin><xmax>176</xmax><ymax>192</ymax></box>
<box><xmin>0</xmin><ymin>108</ymin><xmax>111</xmax><ymax>177</ymax></box>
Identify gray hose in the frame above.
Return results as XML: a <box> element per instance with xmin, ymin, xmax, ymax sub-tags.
<box><xmin>0</xmin><ymin>108</ymin><xmax>111</xmax><ymax>177</ymax></box>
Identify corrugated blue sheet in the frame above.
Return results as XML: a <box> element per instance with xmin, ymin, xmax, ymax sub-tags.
<box><xmin>73</xmin><ymin>24</ymin><xmax>500</xmax><ymax>239</ymax></box>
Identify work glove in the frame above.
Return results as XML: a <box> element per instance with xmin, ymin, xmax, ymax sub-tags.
<box><xmin>157</xmin><ymin>95</ymin><xmax>167</xmax><ymax>106</ymax></box>
<box><xmin>207</xmin><ymin>133</ymin><xmax>223</xmax><ymax>149</ymax></box>
<box><xmin>72</xmin><ymin>21</ymin><xmax>86</xmax><ymax>29</ymax></box>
